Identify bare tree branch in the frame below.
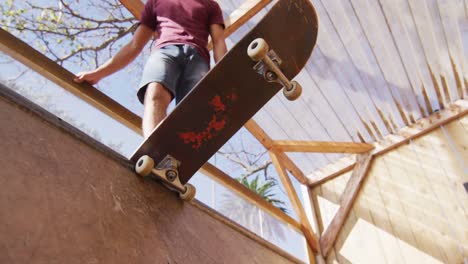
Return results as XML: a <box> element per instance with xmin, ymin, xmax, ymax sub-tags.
<box><xmin>57</xmin><ymin>23</ymin><xmax>138</xmax><ymax>63</ymax></box>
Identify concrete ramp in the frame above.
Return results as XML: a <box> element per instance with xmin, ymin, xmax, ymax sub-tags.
<box><xmin>0</xmin><ymin>85</ymin><xmax>300</xmax><ymax>264</ymax></box>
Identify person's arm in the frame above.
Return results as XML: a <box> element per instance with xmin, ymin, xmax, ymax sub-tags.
<box><xmin>74</xmin><ymin>25</ymin><xmax>154</xmax><ymax>85</ymax></box>
<box><xmin>209</xmin><ymin>24</ymin><xmax>227</xmax><ymax>63</ymax></box>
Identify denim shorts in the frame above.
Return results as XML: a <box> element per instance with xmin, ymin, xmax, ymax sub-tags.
<box><xmin>137</xmin><ymin>44</ymin><xmax>209</xmax><ymax>104</ymax></box>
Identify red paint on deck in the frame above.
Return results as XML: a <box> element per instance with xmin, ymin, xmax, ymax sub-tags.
<box><xmin>210</xmin><ymin>95</ymin><xmax>226</xmax><ymax>112</ymax></box>
<box><xmin>208</xmin><ymin>114</ymin><xmax>227</xmax><ymax>132</ymax></box>
<box><xmin>179</xmin><ymin>132</ymin><xmax>204</xmax><ymax>149</ymax></box>
<box><xmin>179</xmin><ymin>93</ymin><xmax>237</xmax><ymax>149</ymax></box>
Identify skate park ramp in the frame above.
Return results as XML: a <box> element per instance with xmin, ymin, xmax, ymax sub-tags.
<box><xmin>0</xmin><ymin>84</ymin><xmax>301</xmax><ymax>264</ymax></box>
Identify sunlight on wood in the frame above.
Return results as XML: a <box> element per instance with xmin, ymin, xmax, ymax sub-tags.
<box><xmin>340</xmin><ymin>219</ymin><xmax>444</xmax><ymax>264</ymax></box>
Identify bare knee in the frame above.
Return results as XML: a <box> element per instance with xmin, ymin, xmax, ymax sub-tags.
<box><xmin>144</xmin><ymin>82</ymin><xmax>172</xmax><ymax>106</ymax></box>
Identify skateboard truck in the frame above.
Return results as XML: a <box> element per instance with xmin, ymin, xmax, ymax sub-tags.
<box><xmin>247</xmin><ymin>38</ymin><xmax>302</xmax><ymax>101</ymax></box>
<box><xmin>135</xmin><ymin>155</ymin><xmax>196</xmax><ymax>201</ymax></box>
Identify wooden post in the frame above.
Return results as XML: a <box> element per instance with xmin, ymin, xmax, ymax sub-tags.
<box><xmin>269</xmin><ymin>151</ymin><xmax>320</xmax><ymax>253</ymax></box>
<box><xmin>245</xmin><ymin>120</ymin><xmax>311</xmax><ymax>185</ymax></box>
<box><xmin>319</xmin><ymin>153</ymin><xmax>373</xmax><ymax>256</ymax></box>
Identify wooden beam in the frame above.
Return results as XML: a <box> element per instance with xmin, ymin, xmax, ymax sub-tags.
<box><xmin>269</xmin><ymin>151</ymin><xmax>320</xmax><ymax>253</ymax></box>
<box><xmin>118</xmin><ymin>0</ymin><xmax>144</xmax><ymax>19</ymax></box>
<box><xmin>0</xmin><ymin>28</ymin><xmax>142</xmax><ymax>134</ymax></box>
<box><xmin>310</xmin><ymin>161</ymin><xmax>356</xmax><ymax>188</ymax></box>
<box><xmin>301</xmin><ymin>184</ymin><xmax>325</xmax><ymax>263</ymax></box>
<box><xmin>224</xmin><ymin>0</ymin><xmax>271</xmax><ymax>35</ymax></box>
<box><xmin>271</xmin><ymin>140</ymin><xmax>374</xmax><ymax>153</ymax></box>
<box><xmin>199</xmin><ymin>163</ymin><xmax>302</xmax><ymax>232</ymax></box>
<box><xmin>244</xmin><ymin>119</ymin><xmax>274</xmax><ymax>149</ymax></box>
<box><xmin>244</xmin><ymin>120</ymin><xmax>311</xmax><ymax>185</ymax></box>
<box><xmin>308</xmin><ymin>100</ymin><xmax>468</xmax><ymax>187</ymax></box>
<box><xmin>118</xmin><ymin>0</ymin><xmax>161</xmax><ymax>39</ymax></box>
<box><xmin>208</xmin><ymin>0</ymin><xmax>272</xmax><ymax>50</ymax></box>
<box><xmin>319</xmin><ymin>153</ymin><xmax>373</xmax><ymax>256</ymax></box>
<box><xmin>276</xmin><ymin>151</ymin><xmax>312</xmax><ymax>185</ymax></box>
<box><xmin>373</xmin><ymin>100</ymin><xmax>468</xmax><ymax>156</ymax></box>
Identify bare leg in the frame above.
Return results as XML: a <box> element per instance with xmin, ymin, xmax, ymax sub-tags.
<box><xmin>142</xmin><ymin>82</ymin><xmax>172</xmax><ymax>139</ymax></box>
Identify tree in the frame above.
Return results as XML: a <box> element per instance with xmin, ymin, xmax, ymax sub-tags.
<box><xmin>1</xmin><ymin>0</ymin><xmax>138</xmax><ymax>68</ymax></box>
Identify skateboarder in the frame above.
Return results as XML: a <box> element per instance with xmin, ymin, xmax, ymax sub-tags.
<box><xmin>74</xmin><ymin>0</ymin><xmax>227</xmax><ymax>138</ymax></box>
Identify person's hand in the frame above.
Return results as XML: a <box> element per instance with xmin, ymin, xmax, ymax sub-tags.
<box><xmin>74</xmin><ymin>70</ymin><xmax>102</xmax><ymax>85</ymax></box>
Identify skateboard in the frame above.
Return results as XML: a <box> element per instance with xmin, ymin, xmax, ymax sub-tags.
<box><xmin>130</xmin><ymin>0</ymin><xmax>318</xmax><ymax>201</ymax></box>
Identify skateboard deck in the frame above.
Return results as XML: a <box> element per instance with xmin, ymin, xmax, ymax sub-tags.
<box><xmin>131</xmin><ymin>0</ymin><xmax>318</xmax><ymax>189</ymax></box>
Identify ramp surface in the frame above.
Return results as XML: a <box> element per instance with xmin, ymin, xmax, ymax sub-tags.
<box><xmin>0</xmin><ymin>85</ymin><xmax>300</xmax><ymax>264</ymax></box>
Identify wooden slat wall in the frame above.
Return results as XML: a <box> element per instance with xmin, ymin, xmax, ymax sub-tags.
<box><xmin>318</xmin><ymin>0</ymin><xmax>402</xmax><ymax>131</ymax></box>
<box><xmin>378</xmin><ymin>0</ymin><xmax>434</xmax><ymax>114</ymax></box>
<box><xmin>310</xmin><ymin>115</ymin><xmax>468</xmax><ymax>263</ymax></box>
<box><xmin>350</xmin><ymin>0</ymin><xmax>420</xmax><ymax>125</ymax></box>
<box><xmin>219</xmin><ymin>0</ymin><xmax>468</xmax><ymax>177</ymax></box>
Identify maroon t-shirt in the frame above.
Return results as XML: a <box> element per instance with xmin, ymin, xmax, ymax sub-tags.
<box><xmin>140</xmin><ymin>0</ymin><xmax>225</xmax><ymax>64</ymax></box>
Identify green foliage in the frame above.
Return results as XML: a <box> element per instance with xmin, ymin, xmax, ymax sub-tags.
<box><xmin>219</xmin><ymin>175</ymin><xmax>288</xmax><ymax>242</ymax></box>
<box><xmin>237</xmin><ymin>175</ymin><xmax>288</xmax><ymax>213</ymax></box>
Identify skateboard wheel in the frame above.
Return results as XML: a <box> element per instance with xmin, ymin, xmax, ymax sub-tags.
<box><xmin>135</xmin><ymin>155</ymin><xmax>154</xmax><ymax>177</ymax></box>
<box><xmin>179</xmin><ymin>184</ymin><xmax>196</xmax><ymax>201</ymax></box>
<box><xmin>283</xmin><ymin>81</ymin><xmax>302</xmax><ymax>101</ymax></box>
<box><xmin>247</xmin><ymin>38</ymin><xmax>269</xmax><ymax>61</ymax></box>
